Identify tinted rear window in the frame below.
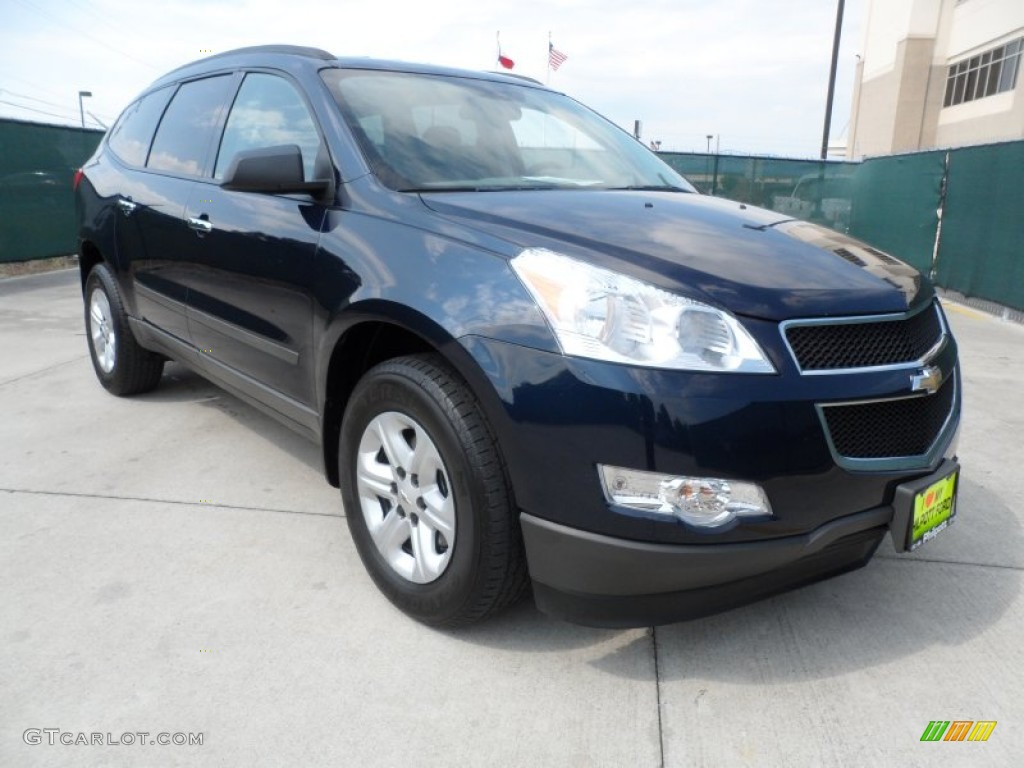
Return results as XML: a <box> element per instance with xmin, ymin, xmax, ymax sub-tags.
<box><xmin>106</xmin><ymin>87</ymin><xmax>173</xmax><ymax>167</ymax></box>
<box><xmin>147</xmin><ymin>76</ymin><xmax>234</xmax><ymax>177</ymax></box>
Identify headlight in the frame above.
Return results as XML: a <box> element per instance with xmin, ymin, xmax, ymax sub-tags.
<box><xmin>511</xmin><ymin>248</ymin><xmax>774</xmax><ymax>372</ymax></box>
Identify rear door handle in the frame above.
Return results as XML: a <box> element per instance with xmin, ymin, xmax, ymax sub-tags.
<box><xmin>117</xmin><ymin>198</ymin><xmax>137</xmax><ymax>216</ymax></box>
<box><xmin>187</xmin><ymin>216</ymin><xmax>212</xmax><ymax>235</ymax></box>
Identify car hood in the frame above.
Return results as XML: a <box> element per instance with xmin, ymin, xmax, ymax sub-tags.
<box><xmin>420</xmin><ymin>190</ymin><xmax>927</xmax><ymax>321</ymax></box>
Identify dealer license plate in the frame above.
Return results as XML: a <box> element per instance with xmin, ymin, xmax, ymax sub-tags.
<box><xmin>909</xmin><ymin>470</ymin><xmax>958</xmax><ymax>551</ymax></box>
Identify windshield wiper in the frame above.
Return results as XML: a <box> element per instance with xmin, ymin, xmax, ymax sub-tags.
<box><xmin>399</xmin><ymin>186</ymin><xmax>481</xmax><ymax>193</ymax></box>
<box><xmin>603</xmin><ymin>184</ymin><xmax>691</xmax><ymax>192</ymax></box>
<box><xmin>401</xmin><ymin>184</ymin><xmax>562</xmax><ymax>193</ymax></box>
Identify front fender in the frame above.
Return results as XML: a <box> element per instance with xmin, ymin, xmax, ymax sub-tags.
<box><xmin>312</xmin><ymin>206</ymin><xmax>558</xmax><ymax>406</ymax></box>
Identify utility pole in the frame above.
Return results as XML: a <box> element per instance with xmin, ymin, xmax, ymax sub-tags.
<box><xmin>820</xmin><ymin>0</ymin><xmax>845</xmax><ymax>159</ymax></box>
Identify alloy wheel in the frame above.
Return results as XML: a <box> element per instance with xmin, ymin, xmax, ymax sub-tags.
<box><xmin>355</xmin><ymin>410</ymin><xmax>456</xmax><ymax>583</ymax></box>
<box><xmin>89</xmin><ymin>289</ymin><xmax>116</xmax><ymax>373</ymax></box>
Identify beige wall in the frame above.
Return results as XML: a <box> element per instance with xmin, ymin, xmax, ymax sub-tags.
<box><xmin>849</xmin><ymin>0</ymin><xmax>1024</xmax><ymax>157</ymax></box>
<box><xmin>918</xmin><ymin>61</ymin><xmax>950</xmax><ymax>148</ymax></box>
<box><xmin>936</xmin><ymin>91</ymin><xmax>1024</xmax><ymax>146</ymax></box>
<box><xmin>893</xmin><ymin>37</ymin><xmax>940</xmax><ymax>152</ymax></box>
<box><xmin>861</xmin><ymin>0</ymin><xmax>942</xmax><ymax>79</ymax></box>
<box><xmin>848</xmin><ymin>36</ymin><xmax>939</xmax><ymax>156</ymax></box>
<box><xmin>949</xmin><ymin>0</ymin><xmax>1024</xmax><ymax>56</ymax></box>
<box><xmin>849</xmin><ymin>60</ymin><xmax>898</xmax><ymax>156</ymax></box>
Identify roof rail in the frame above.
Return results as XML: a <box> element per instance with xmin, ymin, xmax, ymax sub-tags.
<box><xmin>155</xmin><ymin>45</ymin><xmax>337</xmax><ymax>80</ymax></box>
<box><xmin>486</xmin><ymin>71</ymin><xmax>544</xmax><ymax>85</ymax></box>
<box><xmin>201</xmin><ymin>45</ymin><xmax>336</xmax><ymax>61</ymax></box>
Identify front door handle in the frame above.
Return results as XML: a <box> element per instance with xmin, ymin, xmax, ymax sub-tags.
<box><xmin>187</xmin><ymin>216</ymin><xmax>212</xmax><ymax>235</ymax></box>
<box><xmin>117</xmin><ymin>198</ymin><xmax>137</xmax><ymax>216</ymax></box>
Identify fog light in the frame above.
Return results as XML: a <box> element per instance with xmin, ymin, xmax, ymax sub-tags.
<box><xmin>598</xmin><ymin>465</ymin><xmax>771</xmax><ymax>528</ymax></box>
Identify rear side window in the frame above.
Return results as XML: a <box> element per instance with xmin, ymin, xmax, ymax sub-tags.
<box><xmin>106</xmin><ymin>87</ymin><xmax>173</xmax><ymax>167</ymax></box>
<box><xmin>214</xmin><ymin>73</ymin><xmax>322</xmax><ymax>180</ymax></box>
<box><xmin>147</xmin><ymin>76</ymin><xmax>234</xmax><ymax>177</ymax></box>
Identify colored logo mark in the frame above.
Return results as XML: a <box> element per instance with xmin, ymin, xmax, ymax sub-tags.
<box><xmin>920</xmin><ymin>720</ymin><xmax>997</xmax><ymax>742</ymax></box>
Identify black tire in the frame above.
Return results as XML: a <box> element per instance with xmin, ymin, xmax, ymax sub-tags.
<box><xmin>84</xmin><ymin>263</ymin><xmax>164</xmax><ymax>395</ymax></box>
<box><xmin>339</xmin><ymin>354</ymin><xmax>528</xmax><ymax>627</ymax></box>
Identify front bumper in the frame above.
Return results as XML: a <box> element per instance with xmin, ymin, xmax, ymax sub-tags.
<box><xmin>455</xmin><ymin>313</ymin><xmax>961</xmax><ymax>625</ymax></box>
<box><xmin>459</xmin><ymin>334</ymin><xmax>961</xmax><ymax>546</ymax></box>
<box><xmin>522</xmin><ymin>459</ymin><xmax>959</xmax><ymax>627</ymax></box>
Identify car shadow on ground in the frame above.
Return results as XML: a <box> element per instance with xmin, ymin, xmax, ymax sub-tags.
<box><xmin>130</xmin><ymin>362</ymin><xmax>1018</xmax><ymax>686</ymax></box>
<box><xmin>451</xmin><ymin>477</ymin><xmax>1019</xmax><ymax>684</ymax></box>
<box><xmin>135</xmin><ymin>362</ymin><xmax>327</xmax><ymax>485</ymax></box>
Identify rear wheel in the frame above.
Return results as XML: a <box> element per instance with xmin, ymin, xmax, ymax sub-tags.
<box><xmin>339</xmin><ymin>354</ymin><xmax>528</xmax><ymax>626</ymax></box>
<box><xmin>84</xmin><ymin>264</ymin><xmax>164</xmax><ymax>395</ymax></box>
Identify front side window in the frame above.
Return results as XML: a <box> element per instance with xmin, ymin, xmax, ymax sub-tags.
<box><xmin>215</xmin><ymin>73</ymin><xmax>322</xmax><ymax>180</ymax></box>
<box><xmin>147</xmin><ymin>76</ymin><xmax>233</xmax><ymax>177</ymax></box>
<box><xmin>106</xmin><ymin>87</ymin><xmax>173</xmax><ymax>167</ymax></box>
<box><xmin>320</xmin><ymin>69</ymin><xmax>694</xmax><ymax>193</ymax></box>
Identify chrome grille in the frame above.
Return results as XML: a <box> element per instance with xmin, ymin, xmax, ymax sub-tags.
<box><xmin>785</xmin><ymin>302</ymin><xmax>944</xmax><ymax>372</ymax></box>
<box><xmin>821</xmin><ymin>377</ymin><xmax>956</xmax><ymax>461</ymax></box>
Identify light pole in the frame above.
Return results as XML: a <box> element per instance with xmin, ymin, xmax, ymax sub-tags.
<box><xmin>78</xmin><ymin>90</ymin><xmax>92</xmax><ymax>128</ymax></box>
<box><xmin>706</xmin><ymin>134</ymin><xmax>713</xmax><ymax>154</ymax></box>
<box><xmin>820</xmin><ymin>0</ymin><xmax>846</xmax><ymax>159</ymax></box>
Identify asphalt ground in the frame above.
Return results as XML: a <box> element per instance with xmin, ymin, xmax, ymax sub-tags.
<box><xmin>2</xmin><ymin>268</ymin><xmax>1021</xmax><ymax>767</ymax></box>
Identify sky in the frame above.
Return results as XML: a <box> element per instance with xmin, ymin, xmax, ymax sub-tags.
<box><xmin>0</xmin><ymin>0</ymin><xmax>864</xmax><ymax>158</ymax></box>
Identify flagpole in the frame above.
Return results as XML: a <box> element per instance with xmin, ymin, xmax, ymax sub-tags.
<box><xmin>546</xmin><ymin>31</ymin><xmax>551</xmax><ymax>85</ymax></box>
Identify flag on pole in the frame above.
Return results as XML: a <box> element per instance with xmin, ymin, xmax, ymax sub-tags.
<box><xmin>548</xmin><ymin>43</ymin><xmax>568</xmax><ymax>71</ymax></box>
<box><xmin>497</xmin><ymin>31</ymin><xmax>515</xmax><ymax>69</ymax></box>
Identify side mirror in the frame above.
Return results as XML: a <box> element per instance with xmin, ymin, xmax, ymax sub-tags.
<box><xmin>220</xmin><ymin>144</ymin><xmax>332</xmax><ymax>199</ymax></box>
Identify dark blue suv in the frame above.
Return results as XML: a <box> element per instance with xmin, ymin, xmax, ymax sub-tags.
<box><xmin>75</xmin><ymin>45</ymin><xmax>961</xmax><ymax>627</ymax></box>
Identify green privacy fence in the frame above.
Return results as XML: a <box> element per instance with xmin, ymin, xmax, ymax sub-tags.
<box><xmin>847</xmin><ymin>151</ymin><xmax>946</xmax><ymax>276</ymax></box>
<box><xmin>1</xmin><ymin>116</ymin><xmax>1021</xmax><ymax>310</ymax></box>
<box><xmin>659</xmin><ymin>152</ymin><xmax>859</xmax><ymax>233</ymax></box>
<box><xmin>0</xmin><ymin>119</ymin><xmax>104</xmax><ymax>263</ymax></box>
<box><xmin>934</xmin><ymin>142</ymin><xmax>1024</xmax><ymax>310</ymax></box>
<box><xmin>662</xmin><ymin>144</ymin><xmax>1023</xmax><ymax>311</ymax></box>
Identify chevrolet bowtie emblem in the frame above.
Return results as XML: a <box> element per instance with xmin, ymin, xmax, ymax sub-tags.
<box><xmin>911</xmin><ymin>365</ymin><xmax>943</xmax><ymax>395</ymax></box>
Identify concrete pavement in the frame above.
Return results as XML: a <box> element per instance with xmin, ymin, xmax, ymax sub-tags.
<box><xmin>1</xmin><ymin>269</ymin><xmax>1021</xmax><ymax>766</ymax></box>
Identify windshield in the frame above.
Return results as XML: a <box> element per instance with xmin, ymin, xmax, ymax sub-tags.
<box><xmin>320</xmin><ymin>69</ymin><xmax>695</xmax><ymax>193</ymax></box>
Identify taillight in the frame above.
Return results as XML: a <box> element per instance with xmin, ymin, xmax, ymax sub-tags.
<box><xmin>73</xmin><ymin>169</ymin><xmax>84</xmax><ymax>190</ymax></box>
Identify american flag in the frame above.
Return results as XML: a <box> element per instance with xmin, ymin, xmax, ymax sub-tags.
<box><xmin>549</xmin><ymin>43</ymin><xmax>568</xmax><ymax>71</ymax></box>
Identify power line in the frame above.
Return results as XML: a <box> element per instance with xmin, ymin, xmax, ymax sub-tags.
<box><xmin>0</xmin><ymin>99</ymin><xmax>73</xmax><ymax>121</ymax></box>
<box><xmin>0</xmin><ymin>88</ymin><xmax>66</xmax><ymax>109</ymax></box>
<box><xmin>65</xmin><ymin>0</ymin><xmax>146</xmax><ymax>49</ymax></box>
<box><xmin>9</xmin><ymin>0</ymin><xmax>158</xmax><ymax>71</ymax></box>
<box><xmin>0</xmin><ymin>73</ymin><xmax>68</xmax><ymax>102</ymax></box>
<box><xmin>0</xmin><ymin>98</ymin><xmax>108</xmax><ymax>129</ymax></box>
<box><xmin>0</xmin><ymin>87</ymin><xmax>112</xmax><ymax>118</ymax></box>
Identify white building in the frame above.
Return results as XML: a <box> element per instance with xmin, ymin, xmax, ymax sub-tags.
<box><xmin>848</xmin><ymin>0</ymin><xmax>1024</xmax><ymax>158</ymax></box>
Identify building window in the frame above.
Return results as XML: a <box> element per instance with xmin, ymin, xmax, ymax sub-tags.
<box><xmin>943</xmin><ymin>38</ymin><xmax>1022</xmax><ymax>107</ymax></box>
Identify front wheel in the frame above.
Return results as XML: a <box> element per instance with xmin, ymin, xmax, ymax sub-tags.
<box><xmin>339</xmin><ymin>354</ymin><xmax>528</xmax><ymax>626</ymax></box>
